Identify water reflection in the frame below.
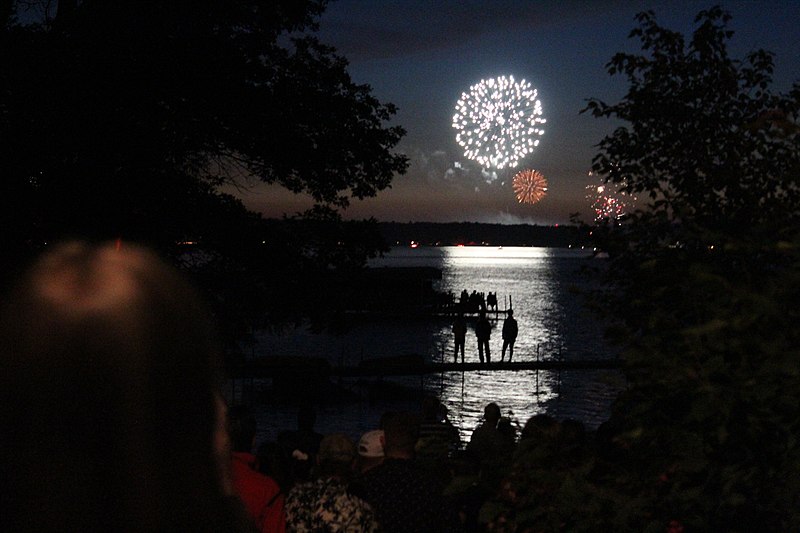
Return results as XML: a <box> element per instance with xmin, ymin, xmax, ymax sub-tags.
<box><xmin>433</xmin><ymin>247</ymin><xmax>563</xmax><ymax>438</ymax></box>
<box><xmin>434</xmin><ymin>246</ymin><xmax>564</xmax><ymax>360</ymax></box>
<box><xmin>250</xmin><ymin>246</ymin><xmax>621</xmax><ymax>443</ymax></box>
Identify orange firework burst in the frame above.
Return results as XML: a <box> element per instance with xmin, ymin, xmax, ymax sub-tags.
<box><xmin>512</xmin><ymin>169</ymin><xmax>547</xmax><ymax>204</ymax></box>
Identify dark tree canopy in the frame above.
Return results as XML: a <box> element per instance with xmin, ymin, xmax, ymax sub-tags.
<box><xmin>584</xmin><ymin>7</ymin><xmax>800</xmax><ymax>251</ymax></box>
<box><xmin>0</xmin><ymin>1</ymin><xmax>409</xmax><ymax>347</ymax></box>
<box><xmin>574</xmin><ymin>7</ymin><xmax>800</xmax><ymax>531</ymax></box>
<box><xmin>0</xmin><ymin>0</ymin><xmax>407</xmax><ymax>262</ymax></box>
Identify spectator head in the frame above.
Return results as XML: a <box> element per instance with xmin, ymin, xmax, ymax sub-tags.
<box><xmin>382</xmin><ymin>411</ymin><xmax>421</xmax><ymax>458</ymax></box>
<box><xmin>520</xmin><ymin>413</ymin><xmax>559</xmax><ymax>442</ymax></box>
<box><xmin>484</xmin><ymin>402</ymin><xmax>501</xmax><ymax>425</ymax></box>
<box><xmin>497</xmin><ymin>417</ymin><xmax>518</xmax><ymax>443</ymax></box>
<box><xmin>0</xmin><ymin>241</ymin><xmax>232</xmax><ymax>532</ymax></box>
<box><xmin>421</xmin><ymin>395</ymin><xmax>444</xmax><ymax>422</ymax></box>
<box><xmin>559</xmin><ymin>418</ymin><xmax>587</xmax><ymax>457</ymax></box>
<box><xmin>356</xmin><ymin>429</ymin><xmax>385</xmax><ymax>473</ymax></box>
<box><xmin>358</xmin><ymin>430</ymin><xmax>385</xmax><ymax>458</ymax></box>
<box><xmin>316</xmin><ymin>433</ymin><xmax>356</xmax><ymax>478</ymax></box>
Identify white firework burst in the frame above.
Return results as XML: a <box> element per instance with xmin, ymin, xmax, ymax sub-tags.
<box><xmin>452</xmin><ymin>75</ymin><xmax>546</xmax><ymax>169</ymax></box>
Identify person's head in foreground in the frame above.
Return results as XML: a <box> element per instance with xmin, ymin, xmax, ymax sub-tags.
<box><xmin>316</xmin><ymin>433</ymin><xmax>357</xmax><ymax>479</ymax></box>
<box><xmin>356</xmin><ymin>429</ymin><xmax>385</xmax><ymax>473</ymax></box>
<box><xmin>0</xmin><ymin>241</ymin><xmax>242</xmax><ymax>532</ymax></box>
<box><xmin>484</xmin><ymin>402</ymin><xmax>501</xmax><ymax>426</ymax></box>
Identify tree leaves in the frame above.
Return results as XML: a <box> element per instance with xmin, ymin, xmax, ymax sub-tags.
<box><xmin>575</xmin><ymin>6</ymin><xmax>800</xmax><ymax>529</ymax></box>
<box><xmin>0</xmin><ymin>1</ymin><xmax>407</xmax><ymax>252</ymax></box>
<box><xmin>0</xmin><ymin>1</ymin><xmax>408</xmax><ymax>339</ymax></box>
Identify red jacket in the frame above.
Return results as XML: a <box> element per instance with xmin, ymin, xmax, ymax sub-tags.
<box><xmin>231</xmin><ymin>452</ymin><xmax>286</xmax><ymax>533</ymax></box>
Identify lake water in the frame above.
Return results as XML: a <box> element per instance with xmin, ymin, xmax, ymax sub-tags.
<box><xmin>240</xmin><ymin>246</ymin><xmax>624</xmax><ymax>446</ymax></box>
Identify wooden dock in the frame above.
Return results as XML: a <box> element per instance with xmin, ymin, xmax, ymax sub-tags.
<box><xmin>335</xmin><ymin>359</ymin><xmax>620</xmax><ymax>377</ymax></box>
<box><xmin>233</xmin><ymin>357</ymin><xmax>621</xmax><ymax>379</ymax></box>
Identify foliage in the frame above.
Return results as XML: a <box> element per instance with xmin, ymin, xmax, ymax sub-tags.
<box><xmin>584</xmin><ymin>7</ymin><xmax>800</xmax><ymax>253</ymax></box>
<box><xmin>0</xmin><ymin>0</ymin><xmax>407</xmax><ymax>243</ymax></box>
<box><xmin>575</xmin><ymin>6</ymin><xmax>800</xmax><ymax>531</ymax></box>
<box><xmin>0</xmin><ymin>1</ymin><xmax>407</xmax><ymax>341</ymax></box>
<box><xmin>480</xmin><ymin>423</ymin><xmax>610</xmax><ymax>532</ymax></box>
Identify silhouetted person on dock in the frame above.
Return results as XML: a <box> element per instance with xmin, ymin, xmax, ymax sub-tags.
<box><xmin>486</xmin><ymin>291</ymin><xmax>498</xmax><ymax>312</ymax></box>
<box><xmin>453</xmin><ymin>312</ymin><xmax>467</xmax><ymax>362</ymax></box>
<box><xmin>476</xmin><ymin>310</ymin><xmax>491</xmax><ymax>363</ymax></box>
<box><xmin>501</xmin><ymin>308</ymin><xmax>518</xmax><ymax>362</ymax></box>
<box><xmin>469</xmin><ymin>289</ymin><xmax>486</xmax><ymax>313</ymax></box>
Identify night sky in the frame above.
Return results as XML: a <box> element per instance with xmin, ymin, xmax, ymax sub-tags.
<box><xmin>237</xmin><ymin>0</ymin><xmax>800</xmax><ymax>226</ymax></box>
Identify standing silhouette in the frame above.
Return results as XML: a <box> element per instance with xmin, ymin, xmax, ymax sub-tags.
<box><xmin>486</xmin><ymin>291</ymin><xmax>498</xmax><ymax>312</ymax></box>
<box><xmin>452</xmin><ymin>312</ymin><xmax>467</xmax><ymax>363</ymax></box>
<box><xmin>475</xmin><ymin>310</ymin><xmax>491</xmax><ymax>363</ymax></box>
<box><xmin>501</xmin><ymin>308</ymin><xmax>518</xmax><ymax>362</ymax></box>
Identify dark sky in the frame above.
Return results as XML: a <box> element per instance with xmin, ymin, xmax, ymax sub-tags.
<box><xmin>238</xmin><ymin>0</ymin><xmax>800</xmax><ymax>225</ymax></box>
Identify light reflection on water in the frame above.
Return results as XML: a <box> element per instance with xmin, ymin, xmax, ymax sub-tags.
<box><xmin>436</xmin><ymin>246</ymin><xmax>566</xmax><ymax>358</ymax></box>
<box><xmin>246</xmin><ymin>246</ymin><xmax>623</xmax><ymax>445</ymax></box>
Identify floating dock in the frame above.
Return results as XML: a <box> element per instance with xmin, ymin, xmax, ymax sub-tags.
<box><xmin>233</xmin><ymin>357</ymin><xmax>621</xmax><ymax>379</ymax></box>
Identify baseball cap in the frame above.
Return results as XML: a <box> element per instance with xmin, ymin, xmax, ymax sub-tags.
<box><xmin>358</xmin><ymin>429</ymin><xmax>384</xmax><ymax>458</ymax></box>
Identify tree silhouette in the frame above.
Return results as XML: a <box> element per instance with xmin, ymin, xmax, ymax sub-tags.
<box><xmin>577</xmin><ymin>7</ymin><xmax>800</xmax><ymax>530</ymax></box>
<box><xmin>0</xmin><ymin>1</ymin><xmax>407</xmax><ymax>340</ymax></box>
<box><xmin>0</xmin><ymin>0</ymin><xmax>406</xmax><ymax>265</ymax></box>
<box><xmin>584</xmin><ymin>7</ymin><xmax>800</xmax><ymax>252</ymax></box>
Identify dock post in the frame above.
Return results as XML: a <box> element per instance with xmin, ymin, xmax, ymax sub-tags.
<box><xmin>440</xmin><ymin>344</ymin><xmax>445</xmax><ymax>394</ymax></box>
<box><xmin>557</xmin><ymin>344</ymin><xmax>563</xmax><ymax>396</ymax></box>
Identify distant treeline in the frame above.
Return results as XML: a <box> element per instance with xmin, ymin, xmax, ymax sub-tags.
<box><xmin>378</xmin><ymin>222</ymin><xmax>584</xmax><ymax>248</ymax></box>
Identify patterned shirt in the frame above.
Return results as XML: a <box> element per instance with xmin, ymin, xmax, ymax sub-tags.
<box><xmin>285</xmin><ymin>477</ymin><xmax>379</xmax><ymax>533</ymax></box>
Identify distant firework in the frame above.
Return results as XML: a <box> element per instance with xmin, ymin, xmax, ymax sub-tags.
<box><xmin>452</xmin><ymin>75</ymin><xmax>546</xmax><ymax>169</ymax></box>
<box><xmin>585</xmin><ymin>171</ymin><xmax>637</xmax><ymax>222</ymax></box>
<box><xmin>512</xmin><ymin>169</ymin><xmax>548</xmax><ymax>204</ymax></box>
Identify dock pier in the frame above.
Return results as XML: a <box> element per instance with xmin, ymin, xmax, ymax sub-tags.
<box><xmin>233</xmin><ymin>357</ymin><xmax>621</xmax><ymax>379</ymax></box>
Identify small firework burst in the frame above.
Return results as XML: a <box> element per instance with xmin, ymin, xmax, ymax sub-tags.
<box><xmin>512</xmin><ymin>169</ymin><xmax>548</xmax><ymax>204</ymax></box>
<box><xmin>585</xmin><ymin>171</ymin><xmax>637</xmax><ymax>222</ymax></box>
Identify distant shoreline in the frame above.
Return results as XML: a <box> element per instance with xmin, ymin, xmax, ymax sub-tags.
<box><xmin>378</xmin><ymin>221</ymin><xmax>584</xmax><ymax>248</ymax></box>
